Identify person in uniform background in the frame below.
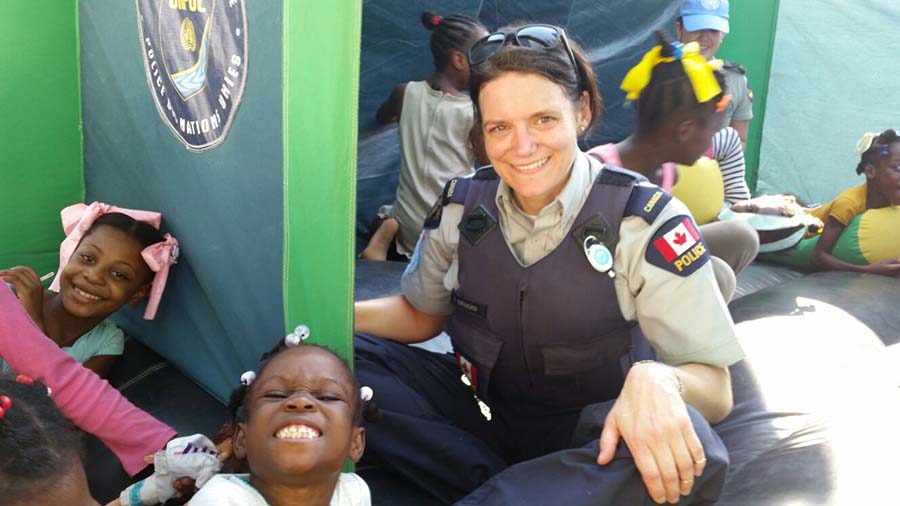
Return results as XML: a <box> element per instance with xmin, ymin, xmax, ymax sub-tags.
<box><xmin>359</xmin><ymin>12</ymin><xmax>489</xmax><ymax>261</ymax></box>
<box><xmin>676</xmin><ymin>0</ymin><xmax>754</xmax><ymax>146</ymax></box>
<box><xmin>354</xmin><ymin>22</ymin><xmax>743</xmax><ymax>506</ymax></box>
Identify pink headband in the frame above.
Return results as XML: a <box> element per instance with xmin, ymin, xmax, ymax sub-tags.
<box><xmin>50</xmin><ymin>202</ymin><xmax>179</xmax><ymax>320</ymax></box>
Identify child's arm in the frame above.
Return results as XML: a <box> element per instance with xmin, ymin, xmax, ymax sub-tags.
<box><xmin>811</xmin><ymin>217</ymin><xmax>900</xmax><ymax>275</ymax></box>
<box><xmin>0</xmin><ymin>283</ymin><xmax>177</xmax><ymax>476</ymax></box>
<box><xmin>375</xmin><ymin>83</ymin><xmax>407</xmax><ymax>125</ymax></box>
<box><xmin>84</xmin><ymin>354</ymin><xmax>119</xmax><ymax>379</ymax></box>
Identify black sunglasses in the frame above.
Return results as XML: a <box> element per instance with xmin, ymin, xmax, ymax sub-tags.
<box><xmin>468</xmin><ymin>24</ymin><xmax>582</xmax><ymax>84</ymax></box>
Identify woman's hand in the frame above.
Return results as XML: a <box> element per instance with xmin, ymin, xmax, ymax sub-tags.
<box><xmin>596</xmin><ymin>362</ymin><xmax>705</xmax><ymax>504</ymax></box>
<box><xmin>0</xmin><ymin>266</ymin><xmax>47</xmax><ymax>331</ymax></box>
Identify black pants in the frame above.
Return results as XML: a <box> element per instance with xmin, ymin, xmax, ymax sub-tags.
<box><xmin>355</xmin><ymin>334</ymin><xmax>729</xmax><ymax>505</ymax></box>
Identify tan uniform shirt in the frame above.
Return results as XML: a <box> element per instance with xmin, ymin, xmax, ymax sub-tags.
<box><xmin>402</xmin><ymin>151</ymin><xmax>745</xmax><ymax>367</ymax></box>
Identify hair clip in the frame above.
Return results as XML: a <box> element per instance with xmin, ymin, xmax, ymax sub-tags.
<box><xmin>240</xmin><ymin>371</ymin><xmax>257</xmax><ymax>386</ymax></box>
<box><xmin>715</xmin><ymin>93</ymin><xmax>732</xmax><ymax>113</ymax></box>
<box><xmin>882</xmin><ymin>144</ymin><xmax>890</xmax><ymax>157</ymax></box>
<box><xmin>285</xmin><ymin>324</ymin><xmax>311</xmax><ymax>348</ymax></box>
<box><xmin>0</xmin><ymin>395</ymin><xmax>11</xmax><ymax>419</ymax></box>
<box><xmin>431</xmin><ymin>15</ymin><xmax>442</xmax><ymax>27</ymax></box>
<box><xmin>14</xmin><ymin>374</ymin><xmax>34</xmax><ymax>385</ymax></box>
<box><xmin>360</xmin><ymin>386</ymin><xmax>374</xmax><ymax>402</ymax></box>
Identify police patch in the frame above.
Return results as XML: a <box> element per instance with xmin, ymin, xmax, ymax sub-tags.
<box><xmin>625</xmin><ymin>184</ymin><xmax>672</xmax><ymax>224</ymax></box>
<box><xmin>645</xmin><ymin>215</ymin><xmax>710</xmax><ymax>276</ymax></box>
<box><xmin>136</xmin><ymin>0</ymin><xmax>248</xmax><ymax>151</ymax></box>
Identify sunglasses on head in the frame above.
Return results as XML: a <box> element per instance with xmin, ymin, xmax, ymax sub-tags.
<box><xmin>468</xmin><ymin>24</ymin><xmax>581</xmax><ymax>83</ymax></box>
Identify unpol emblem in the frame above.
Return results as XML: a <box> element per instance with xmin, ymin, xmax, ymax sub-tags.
<box><xmin>136</xmin><ymin>0</ymin><xmax>248</xmax><ymax>151</ymax></box>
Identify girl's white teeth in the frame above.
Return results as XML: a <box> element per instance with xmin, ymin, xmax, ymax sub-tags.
<box><xmin>74</xmin><ymin>286</ymin><xmax>100</xmax><ymax>301</ymax></box>
<box><xmin>518</xmin><ymin>158</ymin><xmax>548</xmax><ymax>171</ymax></box>
<box><xmin>276</xmin><ymin>425</ymin><xmax>321</xmax><ymax>440</ymax></box>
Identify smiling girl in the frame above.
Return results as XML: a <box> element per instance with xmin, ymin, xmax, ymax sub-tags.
<box><xmin>190</xmin><ymin>336</ymin><xmax>373</xmax><ymax>506</ymax></box>
<box><xmin>0</xmin><ymin>202</ymin><xmax>178</xmax><ymax>378</ymax></box>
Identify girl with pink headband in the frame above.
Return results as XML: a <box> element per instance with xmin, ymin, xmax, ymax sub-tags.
<box><xmin>0</xmin><ymin>201</ymin><xmax>178</xmax><ymax>378</ymax></box>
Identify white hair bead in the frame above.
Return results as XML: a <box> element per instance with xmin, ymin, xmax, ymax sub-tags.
<box><xmin>240</xmin><ymin>371</ymin><xmax>257</xmax><ymax>386</ymax></box>
<box><xmin>294</xmin><ymin>324</ymin><xmax>311</xmax><ymax>341</ymax></box>
<box><xmin>360</xmin><ymin>386</ymin><xmax>374</xmax><ymax>402</ymax></box>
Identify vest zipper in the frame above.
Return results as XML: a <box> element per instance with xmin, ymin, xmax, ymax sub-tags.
<box><xmin>519</xmin><ymin>281</ymin><xmax>533</xmax><ymax>387</ymax></box>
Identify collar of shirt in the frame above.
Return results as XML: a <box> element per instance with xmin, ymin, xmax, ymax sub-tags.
<box><xmin>493</xmin><ymin>151</ymin><xmax>599</xmax><ymax>266</ymax></box>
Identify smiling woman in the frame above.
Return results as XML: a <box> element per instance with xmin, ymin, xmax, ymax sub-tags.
<box><xmin>354</xmin><ymin>22</ymin><xmax>744</xmax><ymax>506</ymax></box>
<box><xmin>0</xmin><ymin>203</ymin><xmax>178</xmax><ymax>378</ymax></box>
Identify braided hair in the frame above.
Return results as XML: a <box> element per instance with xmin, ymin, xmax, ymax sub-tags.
<box><xmin>634</xmin><ymin>30</ymin><xmax>726</xmax><ymax>132</ymax></box>
<box><xmin>0</xmin><ymin>377</ymin><xmax>85</xmax><ymax>501</ymax></box>
<box><xmin>857</xmin><ymin>129</ymin><xmax>899</xmax><ymax>174</ymax></box>
<box><xmin>420</xmin><ymin>11</ymin><xmax>487</xmax><ymax>70</ymax></box>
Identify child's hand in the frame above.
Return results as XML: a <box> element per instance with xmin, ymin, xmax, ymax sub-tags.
<box><xmin>0</xmin><ymin>267</ymin><xmax>46</xmax><ymax>329</ymax></box>
<box><xmin>172</xmin><ymin>477</ymin><xmax>198</xmax><ymax>503</ymax></box>
<box><xmin>866</xmin><ymin>258</ymin><xmax>900</xmax><ymax>277</ymax></box>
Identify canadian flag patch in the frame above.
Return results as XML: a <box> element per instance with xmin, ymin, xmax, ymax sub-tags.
<box><xmin>653</xmin><ymin>218</ymin><xmax>700</xmax><ymax>261</ymax></box>
<box><xmin>456</xmin><ymin>352</ymin><xmax>478</xmax><ymax>391</ymax></box>
<box><xmin>646</xmin><ymin>215</ymin><xmax>710</xmax><ymax>277</ymax></box>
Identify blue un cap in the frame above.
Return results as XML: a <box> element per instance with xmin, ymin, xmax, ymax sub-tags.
<box><xmin>680</xmin><ymin>0</ymin><xmax>730</xmax><ymax>34</ymax></box>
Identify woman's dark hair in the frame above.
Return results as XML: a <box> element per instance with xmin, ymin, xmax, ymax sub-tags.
<box><xmin>857</xmin><ymin>129</ymin><xmax>899</xmax><ymax>174</ymax></box>
<box><xmin>468</xmin><ymin>23</ymin><xmax>602</xmax><ymax>135</ymax></box>
<box><xmin>0</xmin><ymin>377</ymin><xmax>85</xmax><ymax>500</ymax></box>
<box><xmin>421</xmin><ymin>11</ymin><xmax>487</xmax><ymax>70</ymax></box>
<box><xmin>634</xmin><ymin>30</ymin><xmax>726</xmax><ymax>132</ymax></box>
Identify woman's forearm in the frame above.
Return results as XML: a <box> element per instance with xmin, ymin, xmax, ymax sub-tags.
<box><xmin>674</xmin><ymin>362</ymin><xmax>734</xmax><ymax>424</ymax></box>
<box><xmin>355</xmin><ymin>295</ymin><xmax>448</xmax><ymax>344</ymax></box>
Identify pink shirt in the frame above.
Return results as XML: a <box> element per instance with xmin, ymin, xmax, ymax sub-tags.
<box><xmin>0</xmin><ymin>284</ymin><xmax>176</xmax><ymax>475</ymax></box>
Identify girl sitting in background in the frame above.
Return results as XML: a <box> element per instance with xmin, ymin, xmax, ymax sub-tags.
<box><xmin>0</xmin><ymin>202</ymin><xmax>178</xmax><ymax>377</ymax></box>
<box><xmin>360</xmin><ymin>12</ymin><xmax>489</xmax><ymax>261</ymax></box>
<box><xmin>807</xmin><ymin>129</ymin><xmax>900</xmax><ymax>275</ymax></box>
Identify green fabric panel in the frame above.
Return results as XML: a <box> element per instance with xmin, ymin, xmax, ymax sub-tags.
<box><xmin>715</xmin><ymin>0</ymin><xmax>779</xmax><ymax>193</ymax></box>
<box><xmin>0</xmin><ymin>1</ymin><xmax>83</xmax><ymax>273</ymax></box>
<box><xmin>760</xmin><ymin>216</ymin><xmax>866</xmax><ymax>269</ymax></box>
<box><xmin>757</xmin><ymin>0</ymin><xmax>900</xmax><ymax>204</ymax></box>
<box><xmin>282</xmin><ymin>1</ymin><xmax>361</xmax><ymax>360</ymax></box>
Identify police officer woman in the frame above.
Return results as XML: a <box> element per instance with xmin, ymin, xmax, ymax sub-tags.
<box><xmin>355</xmin><ymin>23</ymin><xmax>744</xmax><ymax>506</ymax></box>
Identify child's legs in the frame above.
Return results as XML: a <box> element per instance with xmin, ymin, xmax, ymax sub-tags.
<box><xmin>359</xmin><ymin>217</ymin><xmax>400</xmax><ymax>261</ymax></box>
<box><xmin>456</xmin><ymin>400</ymin><xmax>729</xmax><ymax>506</ymax></box>
<box><xmin>355</xmin><ymin>334</ymin><xmax>507</xmax><ymax>504</ymax></box>
<box><xmin>701</xmin><ymin>220</ymin><xmax>760</xmax><ymax>277</ymax></box>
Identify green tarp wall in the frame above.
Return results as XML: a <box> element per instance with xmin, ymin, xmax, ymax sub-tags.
<box><xmin>0</xmin><ymin>0</ymin><xmax>361</xmax><ymax>403</ymax></box>
<box><xmin>758</xmin><ymin>0</ymin><xmax>900</xmax><ymax>203</ymax></box>
<box><xmin>717</xmin><ymin>0</ymin><xmax>780</xmax><ymax>192</ymax></box>
<box><xmin>0</xmin><ymin>2</ymin><xmax>84</xmax><ymax>274</ymax></box>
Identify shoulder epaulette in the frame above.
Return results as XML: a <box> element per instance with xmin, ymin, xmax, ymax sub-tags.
<box><xmin>723</xmin><ymin>60</ymin><xmax>747</xmax><ymax>74</ymax></box>
<box><xmin>423</xmin><ymin>176</ymin><xmax>471</xmax><ymax>229</ymax></box>
<box><xmin>624</xmin><ymin>183</ymin><xmax>672</xmax><ymax>224</ymax></box>
<box><xmin>473</xmin><ymin>166</ymin><xmax>498</xmax><ymax>180</ymax></box>
<box><xmin>597</xmin><ymin>165</ymin><xmax>647</xmax><ymax>187</ymax></box>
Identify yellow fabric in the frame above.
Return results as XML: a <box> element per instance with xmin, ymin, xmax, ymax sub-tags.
<box><xmin>620</xmin><ymin>42</ymin><xmax>723</xmax><ymax>103</ymax></box>
<box><xmin>858</xmin><ymin>206</ymin><xmax>900</xmax><ymax>262</ymax></box>
<box><xmin>671</xmin><ymin>156</ymin><xmax>724</xmax><ymax>225</ymax></box>
<box><xmin>806</xmin><ymin>183</ymin><xmax>867</xmax><ymax>226</ymax></box>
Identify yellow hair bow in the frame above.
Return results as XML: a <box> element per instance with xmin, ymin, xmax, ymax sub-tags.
<box><xmin>620</xmin><ymin>41</ymin><xmax>723</xmax><ymax>103</ymax></box>
<box><xmin>854</xmin><ymin>132</ymin><xmax>881</xmax><ymax>156</ymax></box>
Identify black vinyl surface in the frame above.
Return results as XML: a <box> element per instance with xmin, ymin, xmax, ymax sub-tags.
<box><xmin>88</xmin><ymin>262</ymin><xmax>900</xmax><ymax>505</ymax></box>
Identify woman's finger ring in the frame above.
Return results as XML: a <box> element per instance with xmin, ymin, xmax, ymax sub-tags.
<box><xmin>694</xmin><ymin>457</ymin><xmax>707</xmax><ymax>465</ymax></box>
<box><xmin>681</xmin><ymin>478</ymin><xmax>694</xmax><ymax>484</ymax></box>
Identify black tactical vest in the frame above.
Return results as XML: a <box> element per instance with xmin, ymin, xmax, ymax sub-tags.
<box><xmin>445</xmin><ymin>165</ymin><xmax>652</xmax><ymax>414</ymax></box>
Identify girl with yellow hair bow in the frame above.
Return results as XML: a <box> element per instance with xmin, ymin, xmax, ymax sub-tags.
<box><xmin>588</xmin><ymin>30</ymin><xmax>759</xmax><ymax>302</ymax></box>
